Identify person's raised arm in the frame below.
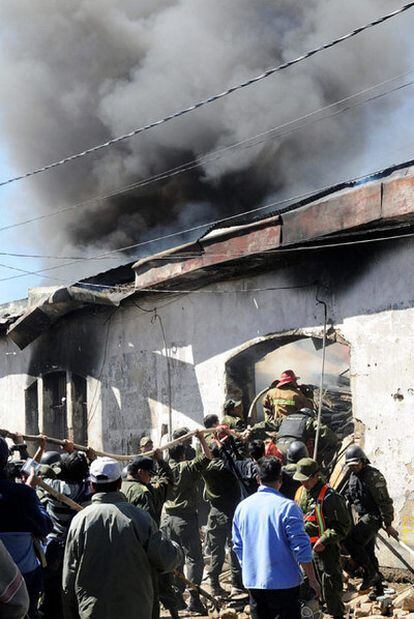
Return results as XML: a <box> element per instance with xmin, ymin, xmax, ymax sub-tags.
<box><xmin>194</xmin><ymin>429</ymin><xmax>212</xmax><ymax>460</ymax></box>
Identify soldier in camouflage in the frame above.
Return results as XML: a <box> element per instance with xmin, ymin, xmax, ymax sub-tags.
<box><xmin>294</xmin><ymin>458</ymin><xmax>351</xmax><ymax>619</ymax></box>
<box><xmin>221</xmin><ymin>399</ymin><xmax>246</xmax><ymax>431</ymax></box>
<box><xmin>343</xmin><ymin>445</ymin><xmax>398</xmax><ymax>597</ymax></box>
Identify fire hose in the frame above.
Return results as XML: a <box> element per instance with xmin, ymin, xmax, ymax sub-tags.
<box><xmin>0</xmin><ymin>427</ymin><xmax>212</xmax><ymax>462</ymax></box>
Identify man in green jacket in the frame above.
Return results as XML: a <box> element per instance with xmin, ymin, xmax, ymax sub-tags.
<box><xmin>221</xmin><ymin>399</ymin><xmax>245</xmax><ymax>431</ymax></box>
<box><xmin>294</xmin><ymin>458</ymin><xmax>351</xmax><ymax>619</ymax></box>
<box><xmin>161</xmin><ymin>429</ymin><xmax>212</xmax><ymax>615</ymax></box>
<box><xmin>202</xmin><ymin>442</ymin><xmax>243</xmax><ymax>597</ymax></box>
<box><xmin>62</xmin><ymin>457</ymin><xmax>180</xmax><ymax>619</ymax></box>
<box><xmin>121</xmin><ymin>450</ymin><xmax>173</xmax><ymax>524</ymax></box>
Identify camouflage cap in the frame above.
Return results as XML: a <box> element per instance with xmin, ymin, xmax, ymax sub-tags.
<box><xmin>223</xmin><ymin>398</ymin><xmax>242</xmax><ymax>412</ymax></box>
<box><xmin>293</xmin><ymin>457</ymin><xmax>320</xmax><ymax>481</ymax></box>
<box><xmin>140</xmin><ymin>436</ymin><xmax>153</xmax><ymax>448</ymax></box>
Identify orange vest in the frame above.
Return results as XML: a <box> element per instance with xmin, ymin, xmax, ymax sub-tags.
<box><xmin>303</xmin><ymin>483</ymin><xmax>329</xmax><ymax>544</ymax></box>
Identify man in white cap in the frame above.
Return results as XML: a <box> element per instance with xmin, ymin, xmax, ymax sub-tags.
<box><xmin>62</xmin><ymin>457</ymin><xmax>181</xmax><ymax>619</ymax></box>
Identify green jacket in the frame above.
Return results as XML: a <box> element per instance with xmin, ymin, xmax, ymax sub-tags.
<box><xmin>298</xmin><ymin>480</ymin><xmax>351</xmax><ymax>547</ymax></box>
<box><xmin>62</xmin><ymin>491</ymin><xmax>180</xmax><ymax>619</ymax></box>
<box><xmin>202</xmin><ymin>459</ymin><xmax>240</xmax><ymax>515</ymax></box>
<box><xmin>121</xmin><ymin>461</ymin><xmax>173</xmax><ymax>524</ymax></box>
<box><xmin>164</xmin><ymin>455</ymin><xmax>210</xmax><ymax>515</ymax></box>
<box><xmin>221</xmin><ymin>414</ymin><xmax>245</xmax><ymax>431</ymax></box>
<box><xmin>249</xmin><ymin>418</ymin><xmax>280</xmax><ymax>441</ymax></box>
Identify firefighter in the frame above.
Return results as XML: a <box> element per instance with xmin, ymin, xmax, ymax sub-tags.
<box><xmin>294</xmin><ymin>458</ymin><xmax>351</xmax><ymax>619</ymax></box>
<box><xmin>262</xmin><ymin>370</ymin><xmax>313</xmax><ymax>422</ymax></box>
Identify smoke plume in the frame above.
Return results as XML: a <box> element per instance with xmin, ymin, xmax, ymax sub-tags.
<box><xmin>0</xmin><ymin>0</ymin><xmax>413</xmax><ymax>264</ymax></box>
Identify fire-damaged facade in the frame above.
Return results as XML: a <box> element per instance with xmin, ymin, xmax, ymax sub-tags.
<box><xmin>1</xmin><ymin>161</ymin><xmax>414</xmax><ymax>564</ymax></box>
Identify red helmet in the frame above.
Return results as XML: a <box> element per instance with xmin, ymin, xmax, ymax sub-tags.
<box><xmin>278</xmin><ymin>369</ymin><xmax>299</xmax><ymax>387</ymax></box>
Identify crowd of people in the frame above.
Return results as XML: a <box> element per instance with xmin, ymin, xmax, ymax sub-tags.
<box><xmin>0</xmin><ymin>369</ymin><xmax>399</xmax><ymax>619</ymax></box>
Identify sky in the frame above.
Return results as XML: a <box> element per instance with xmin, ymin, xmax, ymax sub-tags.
<box><xmin>1</xmin><ymin>1</ymin><xmax>414</xmax><ymax>306</ymax></box>
<box><xmin>0</xmin><ymin>148</ymin><xmax>43</xmax><ymax>303</ymax></box>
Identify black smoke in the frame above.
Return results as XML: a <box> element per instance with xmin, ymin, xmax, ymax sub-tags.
<box><xmin>0</xmin><ymin>0</ymin><xmax>413</xmax><ymax>261</ymax></box>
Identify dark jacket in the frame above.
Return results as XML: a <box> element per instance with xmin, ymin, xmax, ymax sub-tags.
<box><xmin>346</xmin><ymin>465</ymin><xmax>394</xmax><ymax>527</ymax></box>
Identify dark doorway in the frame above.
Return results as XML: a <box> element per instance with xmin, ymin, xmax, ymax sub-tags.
<box><xmin>43</xmin><ymin>371</ymin><xmax>68</xmax><ymax>439</ymax></box>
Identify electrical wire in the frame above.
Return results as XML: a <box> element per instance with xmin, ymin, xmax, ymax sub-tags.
<box><xmin>1</xmin><ymin>67</ymin><xmax>413</xmax><ymax>241</ymax></box>
<box><xmin>1</xmin><ymin>155</ymin><xmax>414</xmax><ymax>287</ymax></box>
<box><xmin>1</xmin><ymin>0</ymin><xmax>413</xmax><ymax>188</ymax></box>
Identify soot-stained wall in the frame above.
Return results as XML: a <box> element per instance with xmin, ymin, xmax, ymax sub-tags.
<box><xmin>0</xmin><ymin>236</ymin><xmax>414</xmax><ymax>563</ymax></box>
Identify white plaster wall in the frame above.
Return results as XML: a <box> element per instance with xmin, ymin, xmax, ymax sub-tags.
<box><xmin>1</xmin><ymin>238</ymin><xmax>414</xmax><ymax>566</ymax></box>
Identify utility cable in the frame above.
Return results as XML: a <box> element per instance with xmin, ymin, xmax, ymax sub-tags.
<box><xmin>0</xmin><ymin>1</ymin><xmax>413</xmax><ymax>188</ymax></box>
<box><xmin>1</xmin><ymin>155</ymin><xmax>414</xmax><ymax>286</ymax></box>
<box><xmin>1</xmin><ymin>68</ymin><xmax>413</xmax><ymax>239</ymax></box>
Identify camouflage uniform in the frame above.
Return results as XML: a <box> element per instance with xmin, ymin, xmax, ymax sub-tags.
<box><xmin>202</xmin><ymin>458</ymin><xmax>243</xmax><ymax>590</ymax></box>
<box><xmin>221</xmin><ymin>413</ymin><xmax>245</xmax><ymax>431</ymax></box>
<box><xmin>344</xmin><ymin>464</ymin><xmax>394</xmax><ymax>580</ymax></box>
<box><xmin>121</xmin><ymin>459</ymin><xmax>175</xmax><ymax>619</ymax></box>
<box><xmin>298</xmin><ymin>479</ymin><xmax>351</xmax><ymax>618</ymax></box>
<box><xmin>121</xmin><ymin>459</ymin><xmax>173</xmax><ymax>524</ymax></box>
<box><xmin>161</xmin><ymin>455</ymin><xmax>210</xmax><ymax>589</ymax></box>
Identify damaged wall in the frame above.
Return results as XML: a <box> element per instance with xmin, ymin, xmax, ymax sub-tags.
<box><xmin>0</xmin><ymin>236</ymin><xmax>414</xmax><ymax>565</ymax></box>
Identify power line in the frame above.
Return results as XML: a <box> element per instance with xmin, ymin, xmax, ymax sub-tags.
<box><xmin>1</xmin><ymin>67</ymin><xmax>413</xmax><ymax>239</ymax></box>
<box><xmin>0</xmin><ymin>251</ymin><xmax>118</xmax><ymax>260</ymax></box>
<box><xmin>1</xmin><ymin>1</ymin><xmax>413</xmax><ymax>189</ymax></box>
<box><xmin>1</xmin><ymin>156</ymin><xmax>414</xmax><ymax>290</ymax></box>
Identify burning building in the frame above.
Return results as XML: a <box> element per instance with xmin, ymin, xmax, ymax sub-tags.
<box><xmin>0</xmin><ymin>161</ymin><xmax>414</xmax><ymax>567</ymax></box>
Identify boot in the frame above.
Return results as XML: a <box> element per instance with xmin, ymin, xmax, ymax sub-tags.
<box><xmin>368</xmin><ymin>579</ymin><xmax>384</xmax><ymax>601</ymax></box>
<box><xmin>359</xmin><ymin>569</ymin><xmax>382</xmax><ymax>593</ymax></box>
<box><xmin>186</xmin><ymin>591</ymin><xmax>207</xmax><ymax>615</ymax></box>
<box><xmin>208</xmin><ymin>578</ymin><xmax>228</xmax><ymax>597</ymax></box>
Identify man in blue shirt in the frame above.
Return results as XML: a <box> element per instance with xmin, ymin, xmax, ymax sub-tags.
<box><xmin>232</xmin><ymin>456</ymin><xmax>320</xmax><ymax>619</ymax></box>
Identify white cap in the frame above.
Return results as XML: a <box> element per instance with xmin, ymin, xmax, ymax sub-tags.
<box><xmin>89</xmin><ymin>457</ymin><xmax>121</xmax><ymax>484</ymax></box>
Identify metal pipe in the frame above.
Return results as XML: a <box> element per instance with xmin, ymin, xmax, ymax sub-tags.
<box><xmin>313</xmin><ymin>296</ymin><xmax>328</xmax><ymax>460</ymax></box>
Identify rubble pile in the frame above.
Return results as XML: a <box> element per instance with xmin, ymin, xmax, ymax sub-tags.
<box><xmin>345</xmin><ymin>585</ymin><xmax>414</xmax><ymax>618</ymax></box>
<box><xmin>313</xmin><ymin>385</ymin><xmax>354</xmax><ymax>439</ymax></box>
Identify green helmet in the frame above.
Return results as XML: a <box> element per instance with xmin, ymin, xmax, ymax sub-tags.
<box><xmin>345</xmin><ymin>444</ymin><xmax>368</xmax><ymax>465</ymax></box>
<box><xmin>293</xmin><ymin>458</ymin><xmax>320</xmax><ymax>481</ymax></box>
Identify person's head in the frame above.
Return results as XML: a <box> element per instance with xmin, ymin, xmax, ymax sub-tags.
<box><xmin>258</xmin><ymin>456</ymin><xmax>282</xmax><ymax>489</ymax></box>
<box><xmin>278</xmin><ymin>369</ymin><xmax>299</xmax><ymax>388</ymax></box>
<box><xmin>169</xmin><ymin>444</ymin><xmax>185</xmax><ymax>462</ymax></box>
<box><xmin>127</xmin><ymin>456</ymin><xmax>155</xmax><ymax>485</ymax></box>
<box><xmin>204</xmin><ymin>414</ymin><xmax>219</xmax><ymax>429</ymax></box>
<box><xmin>140</xmin><ymin>436</ymin><xmax>153</xmax><ymax>453</ymax></box>
<box><xmin>172</xmin><ymin>427</ymin><xmax>191</xmax><ymax>445</ymax></box>
<box><xmin>287</xmin><ymin>441</ymin><xmax>309</xmax><ymax>464</ymax></box>
<box><xmin>0</xmin><ymin>437</ymin><xmax>9</xmax><ymax>471</ymax></box>
<box><xmin>293</xmin><ymin>458</ymin><xmax>321</xmax><ymax>490</ymax></box>
<box><xmin>345</xmin><ymin>444</ymin><xmax>369</xmax><ymax>473</ymax></box>
<box><xmin>89</xmin><ymin>457</ymin><xmax>122</xmax><ymax>494</ymax></box>
<box><xmin>248</xmin><ymin>440</ymin><xmax>265</xmax><ymax>462</ymax></box>
<box><xmin>40</xmin><ymin>451</ymin><xmax>61</xmax><ymax>466</ymax></box>
<box><xmin>59</xmin><ymin>451</ymin><xmax>89</xmax><ymax>483</ymax></box>
<box><xmin>223</xmin><ymin>398</ymin><xmax>243</xmax><ymax>418</ymax></box>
